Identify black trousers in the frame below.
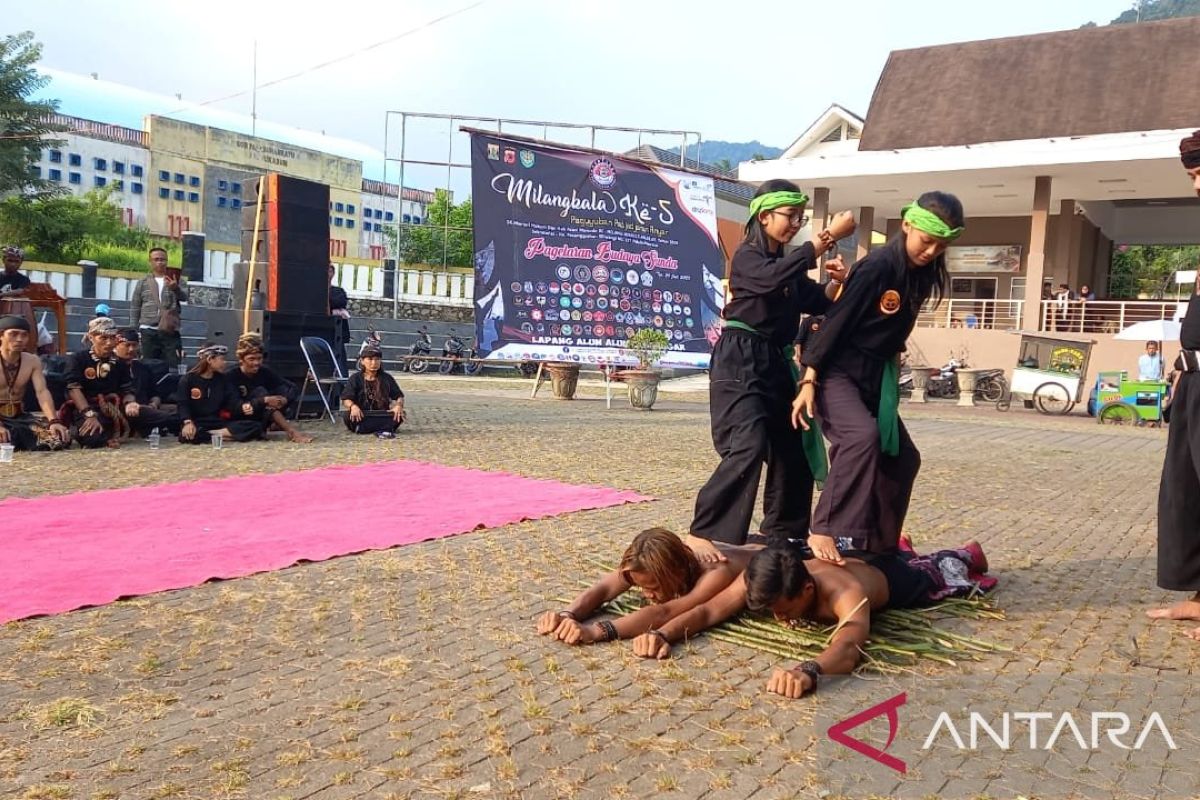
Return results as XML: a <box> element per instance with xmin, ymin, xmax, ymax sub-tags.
<box><xmin>1158</xmin><ymin>372</ymin><xmax>1200</xmax><ymax>590</ymax></box>
<box><xmin>129</xmin><ymin>406</ymin><xmax>181</xmax><ymax>435</ymax></box>
<box><xmin>690</xmin><ymin>331</ymin><xmax>813</xmax><ymax>546</ymax></box>
<box><xmin>342</xmin><ymin>410</ymin><xmax>400</xmax><ymax>435</ymax></box>
<box><xmin>0</xmin><ymin>413</ymin><xmax>60</xmax><ymax>451</ymax></box>
<box><xmin>813</xmin><ymin>369</ymin><xmax>920</xmax><ymax>554</ymax></box>
<box><xmin>178</xmin><ymin>418</ymin><xmax>263</xmax><ymax>444</ymax></box>
<box><xmin>142</xmin><ymin>329</ymin><xmax>183</xmax><ymax>368</ymax></box>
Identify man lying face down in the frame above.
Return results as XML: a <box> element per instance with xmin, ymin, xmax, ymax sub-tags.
<box><xmin>631</xmin><ymin>542</ymin><xmax>992</xmax><ymax>699</ymax></box>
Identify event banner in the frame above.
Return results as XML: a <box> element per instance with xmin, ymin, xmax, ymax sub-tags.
<box><xmin>946</xmin><ymin>244</ymin><xmax>1023</xmax><ymax>273</ymax></box>
<box><xmin>469</xmin><ymin>133</ymin><xmax>725</xmax><ymax>368</ymax></box>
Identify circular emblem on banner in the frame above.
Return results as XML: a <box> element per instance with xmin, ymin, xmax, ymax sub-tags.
<box><xmin>557</xmin><ymin>265</ymin><xmax>571</xmax><ymax>280</ymax></box>
<box><xmin>519</xmin><ymin>149</ymin><xmax>535</xmax><ymax>168</ymax></box>
<box><xmin>641</xmin><ymin>272</ymin><xmax>653</xmax><ymax>287</ymax></box>
<box><xmin>536</xmin><ymin>282</ymin><xmax>548</xmax><ymax>293</ymax></box>
<box><xmin>879</xmin><ymin>289</ymin><xmax>902</xmax><ymax>315</ymax></box>
<box><xmin>624</xmin><ymin>269</ymin><xmax>638</xmax><ymax>285</ymax></box>
<box><xmin>583</xmin><ymin>311</ymin><xmax>593</xmax><ymax>322</ymax></box>
<box><xmin>652</xmin><ymin>290</ymin><xmax>663</xmax><ymax>302</ymax></box>
<box><xmin>684</xmin><ymin>305</ymin><xmax>692</xmax><ymax>316</ymax></box>
<box><xmin>592</xmin><ymin>265</ymin><xmax>609</xmax><ymax>282</ymax></box>
<box><xmin>597</xmin><ymin>297</ymin><xmax>608</xmax><ymax>310</ymax></box>
<box><xmin>575</xmin><ymin>265</ymin><xmax>592</xmax><ymax>282</ymax></box>
<box><xmin>84</xmin><ymin>367</ymin><xmax>97</xmax><ymax>380</ymax></box>
<box><xmin>588</xmin><ymin>157</ymin><xmax>617</xmax><ymax>189</ymax></box>
<box><xmin>662</xmin><ymin>290</ymin><xmax>673</xmax><ymax>304</ymax></box>
<box><xmin>190</xmin><ymin>387</ymin><xmax>202</xmax><ymax>400</ymax></box>
<box><xmin>653</xmin><ymin>315</ymin><xmax>665</xmax><ymax>327</ymax></box>
<box><xmin>571</xmin><ymin>297</ymin><xmax>582</xmax><ymax>309</ymax></box>
<box><xmin>536</xmin><ymin>295</ymin><xmax>546</xmax><ymax>306</ymax></box>
<box><xmin>573</xmin><ymin>283</ymin><xmax>585</xmax><ymax>296</ymax></box>
<box><xmin>560</xmin><ymin>324</ymin><xmax>572</xmax><ymax>335</ymax></box>
<box><xmin>584</xmin><ymin>298</ymin><xmax>595</xmax><ymax>310</ymax></box>
<box><xmin>549</xmin><ymin>282</ymin><xmax>560</xmax><ymax>294</ymax></box>
<box><xmin>686</xmin><ymin>317</ymin><xmax>694</xmax><ymax>327</ymax></box>
<box><xmin>559</xmin><ymin>296</ymin><xmax>570</xmax><ymax>308</ymax></box>
<box><xmin>652</xmin><ymin>303</ymin><xmax>662</xmax><ymax>314</ymax></box>
<box><xmin>559</xmin><ymin>309</ymin><xmax>570</xmax><ymax>321</ymax></box>
<box><xmin>510</xmin><ymin>281</ymin><xmax>522</xmax><ymax>293</ymax></box>
<box><xmin>524</xmin><ymin>281</ymin><xmax>533</xmax><ymax>293</ymax></box>
<box><xmin>532</xmin><ymin>309</ymin><xmax>542</xmax><ymax>321</ymax></box>
<box><xmin>585</xmin><ymin>284</ymin><xmax>596</xmax><ymax>297</ymax></box>
<box><xmin>571</xmin><ymin>310</ymin><xmax>581</xmax><ymax>321</ymax></box>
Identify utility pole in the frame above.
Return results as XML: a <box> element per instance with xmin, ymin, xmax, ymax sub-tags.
<box><xmin>251</xmin><ymin>40</ymin><xmax>258</xmax><ymax>136</ymax></box>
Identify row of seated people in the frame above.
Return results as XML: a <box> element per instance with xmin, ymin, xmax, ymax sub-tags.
<box><xmin>1</xmin><ymin>315</ymin><xmax>408</xmax><ymax>451</ymax></box>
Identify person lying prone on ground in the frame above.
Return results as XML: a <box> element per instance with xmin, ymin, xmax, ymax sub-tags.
<box><xmin>631</xmin><ymin>541</ymin><xmax>992</xmax><ymax>699</ymax></box>
<box><xmin>536</xmin><ymin>527</ymin><xmax>762</xmax><ymax>645</ymax></box>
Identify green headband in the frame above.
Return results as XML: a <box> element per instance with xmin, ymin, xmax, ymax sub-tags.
<box><xmin>902</xmin><ymin>202</ymin><xmax>964</xmax><ymax>240</ymax></box>
<box><xmin>749</xmin><ymin>190</ymin><xmax>810</xmax><ymax>219</ymax></box>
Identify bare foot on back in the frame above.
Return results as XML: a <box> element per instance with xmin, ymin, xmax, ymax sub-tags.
<box><xmin>685</xmin><ymin>534</ymin><xmax>728</xmax><ymax>563</ymax></box>
<box><xmin>1146</xmin><ymin>598</ymin><xmax>1200</xmax><ymax>621</ymax></box>
<box><xmin>1186</xmin><ymin>626</ymin><xmax>1200</xmax><ymax>641</ymax></box>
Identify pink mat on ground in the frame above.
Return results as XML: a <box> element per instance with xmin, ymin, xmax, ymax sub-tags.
<box><xmin>0</xmin><ymin>460</ymin><xmax>651</xmax><ymax>624</ymax></box>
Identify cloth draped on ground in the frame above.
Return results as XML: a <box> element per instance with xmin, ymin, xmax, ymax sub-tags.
<box><xmin>0</xmin><ymin>460</ymin><xmax>651</xmax><ymax>623</ymax></box>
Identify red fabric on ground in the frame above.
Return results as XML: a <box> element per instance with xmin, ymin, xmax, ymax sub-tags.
<box><xmin>1</xmin><ymin>460</ymin><xmax>651</xmax><ymax>623</ymax></box>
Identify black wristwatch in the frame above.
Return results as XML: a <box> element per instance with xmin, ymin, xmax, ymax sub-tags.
<box><xmin>796</xmin><ymin>660</ymin><xmax>822</xmax><ymax>692</ymax></box>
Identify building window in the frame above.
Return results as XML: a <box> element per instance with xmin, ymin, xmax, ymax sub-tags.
<box><xmin>69</xmin><ymin>172</ymin><xmax>82</xmax><ymax>184</ymax></box>
<box><xmin>385</xmin><ymin>211</ymin><xmax>395</xmax><ymax>222</ymax></box>
<box><xmin>158</xmin><ymin>187</ymin><xmax>170</xmax><ymax>198</ymax></box>
<box><xmin>346</xmin><ymin>204</ymin><xmax>355</xmax><ymax>215</ymax></box>
<box><xmin>131</xmin><ymin>182</ymin><xmax>143</xmax><ymax>194</ymax></box>
<box><xmin>363</xmin><ymin>206</ymin><xmax>371</xmax><ymax>217</ymax></box>
<box><xmin>69</xmin><ymin>153</ymin><xmax>81</xmax><ymax>166</ymax></box>
<box><xmin>189</xmin><ymin>175</ymin><xmax>200</xmax><ymax>187</ymax></box>
<box><xmin>335</xmin><ymin>202</ymin><xmax>344</xmax><ymax>212</ymax></box>
<box><xmin>218</xmin><ymin>179</ymin><xmax>228</xmax><ymax>191</ymax></box>
<box><xmin>173</xmin><ymin>173</ymin><xmax>185</xmax><ymax>184</ymax></box>
<box><xmin>374</xmin><ymin>209</ymin><xmax>383</xmax><ymax>219</ymax></box>
<box><xmin>231</xmin><ymin>182</ymin><xmax>241</xmax><ymax>195</ymax></box>
<box><xmin>217</xmin><ymin>196</ymin><xmax>227</xmax><ymax>207</ymax></box>
<box><xmin>174</xmin><ymin>189</ymin><xmax>185</xmax><ymax>201</ymax></box>
<box><xmin>231</xmin><ymin>198</ymin><xmax>242</xmax><ymax>209</ymax></box>
<box><xmin>402</xmin><ymin>214</ymin><xmax>412</xmax><ymax>223</ymax></box>
<box><xmin>412</xmin><ymin>216</ymin><xmax>421</xmax><ymax>225</ymax></box>
<box><xmin>93</xmin><ymin>158</ymin><xmax>107</xmax><ymax>171</ymax></box>
<box><xmin>48</xmin><ymin>168</ymin><xmax>61</xmax><ymax>181</ymax></box>
<box><xmin>48</xmin><ymin>149</ymin><xmax>62</xmax><ymax>163</ymax></box>
<box><xmin>131</xmin><ymin>164</ymin><xmax>143</xmax><ymax>177</ymax></box>
<box><xmin>188</xmin><ymin>192</ymin><xmax>199</xmax><ymax>203</ymax></box>
<box><xmin>334</xmin><ymin>217</ymin><xmax>344</xmax><ymax>227</ymax></box>
<box><xmin>29</xmin><ymin>165</ymin><xmax>41</xmax><ymax>178</ymax></box>
<box><xmin>346</xmin><ymin>219</ymin><xmax>355</xmax><ymax>229</ymax></box>
<box><xmin>373</xmin><ymin>223</ymin><xmax>382</xmax><ymax>232</ymax></box>
<box><xmin>112</xmin><ymin>179</ymin><xmax>124</xmax><ymax>191</ymax></box>
<box><xmin>159</xmin><ymin>170</ymin><xmax>170</xmax><ymax>181</ymax></box>
<box><xmin>113</xmin><ymin>161</ymin><xmax>125</xmax><ymax>175</ymax></box>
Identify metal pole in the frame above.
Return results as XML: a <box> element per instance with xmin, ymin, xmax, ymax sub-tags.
<box><xmin>442</xmin><ymin>116</ymin><xmax>453</xmax><ymax>274</ymax></box>
<box><xmin>398</xmin><ymin>113</ymin><xmax>407</xmax><ymax>319</ymax></box>
<box><xmin>251</xmin><ymin>40</ymin><xmax>257</xmax><ymax>137</ymax></box>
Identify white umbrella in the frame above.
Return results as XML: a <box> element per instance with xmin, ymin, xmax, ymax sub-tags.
<box><xmin>1114</xmin><ymin>319</ymin><xmax>1182</xmax><ymax>342</ymax></box>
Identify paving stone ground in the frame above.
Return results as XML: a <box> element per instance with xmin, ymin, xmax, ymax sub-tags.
<box><xmin>1</xmin><ymin>376</ymin><xmax>1194</xmax><ymax>800</ymax></box>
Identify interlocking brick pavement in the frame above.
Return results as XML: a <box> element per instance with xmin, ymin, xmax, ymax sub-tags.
<box><xmin>1</xmin><ymin>379</ymin><xmax>1194</xmax><ymax>799</ymax></box>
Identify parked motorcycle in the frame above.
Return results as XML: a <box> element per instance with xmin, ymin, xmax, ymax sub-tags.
<box><xmin>403</xmin><ymin>327</ymin><xmax>433</xmax><ymax>374</ymax></box>
<box><xmin>438</xmin><ymin>331</ymin><xmax>481</xmax><ymax>375</ymax></box>
<box><xmin>926</xmin><ymin>358</ymin><xmax>963</xmax><ymax>399</ymax></box>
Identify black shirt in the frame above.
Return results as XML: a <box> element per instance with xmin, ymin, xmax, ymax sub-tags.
<box><xmin>794</xmin><ymin>315</ymin><xmax>824</xmax><ymax>350</ymax></box>
<box><xmin>0</xmin><ymin>270</ymin><xmax>30</xmax><ymax>294</ymax></box>
<box><xmin>66</xmin><ymin>349</ymin><xmax>133</xmax><ymax>398</ymax></box>
<box><xmin>176</xmin><ymin>371</ymin><xmax>239</xmax><ymax>423</ymax></box>
<box><xmin>128</xmin><ymin>359</ymin><xmax>159</xmax><ymax>405</ymax></box>
<box><xmin>329</xmin><ymin>285</ymin><xmax>349</xmax><ymax>313</ymax></box>
<box><xmin>1182</xmin><ymin>290</ymin><xmax>1200</xmax><ymax>350</ymax></box>
<box><xmin>227</xmin><ymin>365</ymin><xmax>299</xmax><ymax>409</ymax></box>
<box><xmin>340</xmin><ymin>370</ymin><xmax>403</xmax><ymax>411</ymax></box>
<box><xmin>723</xmin><ymin>239</ymin><xmax>830</xmax><ymax>348</ymax></box>
<box><xmin>800</xmin><ymin>243</ymin><xmax>924</xmax><ymax>401</ymax></box>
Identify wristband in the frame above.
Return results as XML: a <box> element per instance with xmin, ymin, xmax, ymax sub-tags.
<box><xmin>647</xmin><ymin>629</ymin><xmax>669</xmax><ymax>647</ymax></box>
<box><xmin>797</xmin><ymin>379</ymin><xmax>818</xmax><ymax>389</ymax></box>
<box><xmin>597</xmin><ymin>619</ymin><xmax>618</xmax><ymax>642</ymax></box>
<box><xmin>557</xmin><ymin>610</ymin><xmax>577</xmax><ymax>621</ymax></box>
<box><xmin>796</xmin><ymin>660</ymin><xmax>822</xmax><ymax>693</ymax></box>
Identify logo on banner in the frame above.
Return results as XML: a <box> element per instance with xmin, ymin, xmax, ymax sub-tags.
<box><xmin>503</xmin><ymin>148</ymin><xmax>517</xmax><ymax>164</ymax></box>
<box><xmin>487</xmin><ymin>143</ymin><xmax>500</xmax><ymax>160</ymax></box>
<box><xmin>588</xmin><ymin>157</ymin><xmax>617</xmax><ymax>190</ymax></box>
<box><xmin>519</xmin><ymin>149</ymin><xmax>535</xmax><ymax>168</ymax></box>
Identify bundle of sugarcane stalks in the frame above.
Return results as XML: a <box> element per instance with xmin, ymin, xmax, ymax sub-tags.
<box><xmin>600</xmin><ymin>591</ymin><xmax>1008</xmax><ymax>672</ymax></box>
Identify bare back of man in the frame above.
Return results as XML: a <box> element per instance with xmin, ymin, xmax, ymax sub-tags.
<box><xmin>0</xmin><ymin>322</ymin><xmax>70</xmax><ymax>449</ymax></box>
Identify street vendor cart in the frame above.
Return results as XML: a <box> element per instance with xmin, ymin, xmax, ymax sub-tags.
<box><xmin>996</xmin><ymin>333</ymin><xmax>1095</xmax><ymax>415</ymax></box>
<box><xmin>1090</xmin><ymin>371</ymin><xmax>1168</xmax><ymax>426</ymax></box>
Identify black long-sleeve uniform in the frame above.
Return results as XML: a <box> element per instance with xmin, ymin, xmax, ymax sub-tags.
<box><xmin>1158</xmin><ymin>296</ymin><xmax>1200</xmax><ymax>590</ymax></box>
<box><xmin>175</xmin><ymin>371</ymin><xmax>263</xmax><ymax>444</ymax></box>
<box><xmin>690</xmin><ymin>238</ymin><xmax>830</xmax><ymax>546</ymax></box>
<box><xmin>64</xmin><ymin>349</ymin><xmax>135</xmax><ymax>448</ymax></box>
<box><xmin>339</xmin><ymin>369</ymin><xmax>404</xmax><ymax>434</ymax></box>
<box><xmin>227</xmin><ymin>364</ymin><xmax>299</xmax><ymax>423</ymax></box>
<box><xmin>800</xmin><ymin>240</ymin><xmax>925</xmax><ymax>554</ymax></box>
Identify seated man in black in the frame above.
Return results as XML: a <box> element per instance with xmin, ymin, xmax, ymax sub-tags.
<box><xmin>0</xmin><ymin>246</ymin><xmax>31</xmax><ymax>296</ymax></box>
<box><xmin>340</xmin><ymin>343</ymin><xmax>405</xmax><ymax>437</ymax></box>
<box><xmin>226</xmin><ymin>333</ymin><xmax>313</xmax><ymax>443</ymax></box>
<box><xmin>62</xmin><ymin>317</ymin><xmax>139</xmax><ymax>448</ymax></box>
<box><xmin>176</xmin><ymin>343</ymin><xmax>264</xmax><ymax>445</ymax></box>
<box><xmin>0</xmin><ymin>314</ymin><xmax>70</xmax><ymax>450</ymax></box>
<box><xmin>113</xmin><ymin>328</ymin><xmax>180</xmax><ymax>436</ymax></box>
<box><xmin>632</xmin><ymin>543</ymin><xmax>992</xmax><ymax>699</ymax></box>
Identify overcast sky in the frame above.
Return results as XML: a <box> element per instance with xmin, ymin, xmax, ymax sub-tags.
<box><xmin>10</xmin><ymin>0</ymin><xmax>1134</xmax><ymax>166</ymax></box>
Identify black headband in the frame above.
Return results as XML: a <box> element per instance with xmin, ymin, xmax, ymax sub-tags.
<box><xmin>0</xmin><ymin>314</ymin><xmax>30</xmax><ymax>332</ymax></box>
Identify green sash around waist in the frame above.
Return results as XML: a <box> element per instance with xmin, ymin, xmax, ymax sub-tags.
<box><xmin>722</xmin><ymin>319</ymin><xmax>828</xmax><ymax>484</ymax></box>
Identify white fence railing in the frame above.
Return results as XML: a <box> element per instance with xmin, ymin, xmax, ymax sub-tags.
<box><xmin>916</xmin><ymin>299</ymin><xmax>1024</xmax><ymax>330</ymax></box>
<box><xmin>1038</xmin><ymin>299</ymin><xmax>1188</xmax><ymax>334</ymax></box>
<box><xmin>24</xmin><ymin>269</ymin><xmax>139</xmax><ymax>303</ymax></box>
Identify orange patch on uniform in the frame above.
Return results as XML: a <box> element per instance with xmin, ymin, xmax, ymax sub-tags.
<box><xmin>190</xmin><ymin>387</ymin><xmax>202</xmax><ymax>400</ymax></box>
<box><xmin>84</xmin><ymin>367</ymin><xmax>97</xmax><ymax>380</ymax></box>
<box><xmin>879</xmin><ymin>290</ymin><xmax>902</xmax><ymax>315</ymax></box>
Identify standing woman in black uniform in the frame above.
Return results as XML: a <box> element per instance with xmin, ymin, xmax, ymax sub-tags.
<box><xmin>793</xmin><ymin>191</ymin><xmax>963</xmax><ymax>563</ymax></box>
<box><xmin>686</xmin><ymin>179</ymin><xmax>856</xmax><ymax>563</ymax></box>
<box><xmin>1147</xmin><ymin>131</ymin><xmax>1200</xmax><ymax>637</ymax></box>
